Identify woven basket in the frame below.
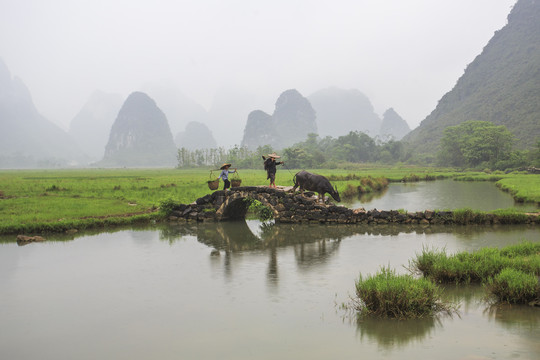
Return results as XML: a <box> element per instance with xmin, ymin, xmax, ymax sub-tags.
<box><xmin>231</xmin><ymin>171</ymin><xmax>241</xmax><ymax>187</ymax></box>
<box><xmin>208</xmin><ymin>179</ymin><xmax>219</xmax><ymax>190</ymax></box>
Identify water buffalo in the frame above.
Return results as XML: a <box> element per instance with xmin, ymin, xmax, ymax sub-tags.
<box><xmin>292</xmin><ymin>170</ymin><xmax>341</xmax><ymax>203</ymax></box>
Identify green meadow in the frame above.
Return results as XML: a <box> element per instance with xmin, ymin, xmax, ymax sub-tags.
<box><xmin>0</xmin><ymin>167</ymin><xmax>538</xmax><ymax>234</ymax></box>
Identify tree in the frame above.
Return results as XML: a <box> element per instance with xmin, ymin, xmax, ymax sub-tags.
<box><xmin>331</xmin><ymin>131</ymin><xmax>376</xmax><ymax>163</ymax></box>
<box><xmin>530</xmin><ymin>140</ymin><xmax>540</xmax><ymax>167</ymax></box>
<box><xmin>437</xmin><ymin>121</ymin><xmax>515</xmax><ymax>168</ymax></box>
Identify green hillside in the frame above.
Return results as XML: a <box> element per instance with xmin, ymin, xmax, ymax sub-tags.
<box><xmin>404</xmin><ymin>0</ymin><xmax>540</xmax><ymax>158</ymax></box>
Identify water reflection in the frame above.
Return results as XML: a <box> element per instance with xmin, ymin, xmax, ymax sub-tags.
<box><xmin>161</xmin><ymin>221</ymin><xmax>343</xmax><ymax>287</ymax></box>
<box><xmin>351</xmin><ymin>285</ymin><xmax>470</xmax><ymax>351</ymax></box>
<box><xmin>347</xmin><ymin>186</ymin><xmax>388</xmax><ymax>204</ymax></box>
<box><xmin>356</xmin><ymin>316</ymin><xmax>441</xmax><ymax>350</ymax></box>
<box><xmin>158</xmin><ymin>221</ymin><xmax>540</xmax><ymax>251</ymax></box>
<box><xmin>485</xmin><ymin>303</ymin><xmax>540</xmax><ymax>329</ymax></box>
<box><xmin>161</xmin><ymin>221</ymin><xmax>344</xmax><ymax>251</ymax></box>
<box><xmin>0</xmin><ymin>223</ymin><xmax>156</xmax><ymax>245</ymax></box>
<box><xmin>354</xmin><ymin>282</ymin><xmax>540</xmax><ymax>353</ymax></box>
<box><xmin>2</xmin><ymin>220</ymin><xmax>539</xmax><ymax>360</ymax></box>
<box><xmin>440</xmin><ymin>284</ymin><xmax>485</xmax><ymax>312</ymax></box>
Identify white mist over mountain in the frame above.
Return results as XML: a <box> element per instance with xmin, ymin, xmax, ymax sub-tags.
<box><xmin>0</xmin><ymin>0</ymin><xmax>516</xmax><ymax>147</ymax></box>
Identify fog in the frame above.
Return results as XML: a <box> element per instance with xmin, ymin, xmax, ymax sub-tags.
<box><xmin>0</xmin><ymin>0</ymin><xmax>515</xmax><ymax>141</ymax></box>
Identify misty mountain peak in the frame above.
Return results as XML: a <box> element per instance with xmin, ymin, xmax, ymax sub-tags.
<box><xmin>0</xmin><ymin>60</ymin><xmax>86</xmax><ymax>167</ymax></box>
<box><xmin>0</xmin><ymin>59</ymin><xmax>34</xmax><ymax>108</ymax></box>
<box><xmin>68</xmin><ymin>90</ymin><xmax>123</xmax><ymax>160</ymax></box>
<box><xmin>175</xmin><ymin>121</ymin><xmax>217</xmax><ymax>150</ymax></box>
<box><xmin>308</xmin><ymin>87</ymin><xmax>381</xmax><ymax>138</ymax></box>
<box><xmin>380</xmin><ymin>108</ymin><xmax>410</xmax><ymax>140</ymax></box>
<box><xmin>100</xmin><ymin>91</ymin><xmax>177</xmax><ymax>167</ymax></box>
<box><xmin>241</xmin><ymin>89</ymin><xmax>317</xmax><ymax>150</ymax></box>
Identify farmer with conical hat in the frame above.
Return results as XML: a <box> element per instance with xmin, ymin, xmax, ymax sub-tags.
<box><xmin>262</xmin><ymin>153</ymin><xmax>284</xmax><ymax>188</ymax></box>
<box><xmin>217</xmin><ymin>163</ymin><xmax>237</xmax><ymax>191</ymax></box>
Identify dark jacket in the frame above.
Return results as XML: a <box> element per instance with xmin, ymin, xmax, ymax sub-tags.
<box><xmin>264</xmin><ymin>158</ymin><xmax>283</xmax><ymax>174</ymax></box>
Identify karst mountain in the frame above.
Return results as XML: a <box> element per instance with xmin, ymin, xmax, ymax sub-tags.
<box><xmin>99</xmin><ymin>92</ymin><xmax>177</xmax><ymax>167</ymax></box>
<box><xmin>404</xmin><ymin>0</ymin><xmax>540</xmax><ymax>155</ymax></box>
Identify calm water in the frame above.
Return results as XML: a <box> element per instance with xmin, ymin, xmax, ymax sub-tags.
<box><xmin>347</xmin><ymin>179</ymin><xmax>538</xmax><ymax>212</ymax></box>
<box><xmin>1</xmin><ymin>181</ymin><xmax>539</xmax><ymax>360</ymax></box>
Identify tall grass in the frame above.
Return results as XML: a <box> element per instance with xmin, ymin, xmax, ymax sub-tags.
<box><xmin>410</xmin><ymin>242</ymin><xmax>540</xmax><ymax>284</ymax></box>
<box><xmin>409</xmin><ymin>242</ymin><xmax>540</xmax><ymax>303</ymax></box>
<box><xmin>337</xmin><ymin>176</ymin><xmax>389</xmax><ymax>199</ymax></box>
<box><xmin>486</xmin><ymin>268</ymin><xmax>539</xmax><ymax>304</ymax></box>
<box><xmin>451</xmin><ymin>208</ymin><xmax>533</xmax><ymax>224</ymax></box>
<box><xmin>355</xmin><ymin>266</ymin><xmax>455</xmax><ymax>319</ymax></box>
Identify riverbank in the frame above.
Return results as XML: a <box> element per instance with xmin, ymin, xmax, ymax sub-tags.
<box><xmin>0</xmin><ymin>168</ymin><xmax>537</xmax><ymax>235</ymax></box>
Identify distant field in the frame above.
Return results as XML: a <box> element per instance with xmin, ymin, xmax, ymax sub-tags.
<box><xmin>0</xmin><ymin>167</ymin><xmax>538</xmax><ymax>234</ymax></box>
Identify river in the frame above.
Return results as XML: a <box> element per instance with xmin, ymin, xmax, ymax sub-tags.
<box><xmin>0</xmin><ymin>181</ymin><xmax>538</xmax><ymax>360</ymax></box>
<box><xmin>346</xmin><ymin>179</ymin><xmax>538</xmax><ymax>212</ymax></box>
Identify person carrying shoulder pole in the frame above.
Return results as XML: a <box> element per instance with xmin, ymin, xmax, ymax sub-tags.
<box><xmin>217</xmin><ymin>163</ymin><xmax>237</xmax><ymax>191</ymax></box>
<box><xmin>262</xmin><ymin>153</ymin><xmax>284</xmax><ymax>188</ymax></box>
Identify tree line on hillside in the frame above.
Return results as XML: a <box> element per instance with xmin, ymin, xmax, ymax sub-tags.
<box><xmin>437</xmin><ymin>121</ymin><xmax>528</xmax><ymax>170</ymax></box>
<box><xmin>177</xmin><ymin>121</ymin><xmax>539</xmax><ymax>171</ymax></box>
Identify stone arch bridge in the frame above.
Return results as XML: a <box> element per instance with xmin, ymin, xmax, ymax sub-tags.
<box><xmin>167</xmin><ymin>186</ymin><xmax>539</xmax><ymax>225</ymax></box>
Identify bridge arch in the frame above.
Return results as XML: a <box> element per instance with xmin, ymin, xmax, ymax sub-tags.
<box><xmin>217</xmin><ymin>190</ymin><xmax>280</xmax><ymax>221</ymax></box>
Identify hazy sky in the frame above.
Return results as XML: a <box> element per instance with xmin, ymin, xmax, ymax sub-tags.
<box><xmin>0</xmin><ymin>0</ymin><xmax>516</xmax><ymax>133</ymax></box>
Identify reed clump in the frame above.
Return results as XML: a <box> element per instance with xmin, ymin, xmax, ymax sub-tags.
<box><xmin>409</xmin><ymin>242</ymin><xmax>540</xmax><ymax>304</ymax></box>
<box><xmin>355</xmin><ymin>266</ymin><xmax>455</xmax><ymax>319</ymax></box>
<box><xmin>486</xmin><ymin>268</ymin><xmax>539</xmax><ymax>304</ymax></box>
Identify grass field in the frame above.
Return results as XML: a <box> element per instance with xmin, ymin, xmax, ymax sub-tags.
<box><xmin>0</xmin><ymin>167</ymin><xmax>538</xmax><ymax>234</ymax></box>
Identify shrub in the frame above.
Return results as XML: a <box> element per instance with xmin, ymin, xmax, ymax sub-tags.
<box><xmin>45</xmin><ymin>184</ymin><xmax>67</xmax><ymax>192</ymax></box>
<box><xmin>159</xmin><ymin>198</ymin><xmax>183</xmax><ymax>215</ymax></box>
<box><xmin>246</xmin><ymin>199</ymin><xmax>274</xmax><ymax>222</ymax></box>
<box><xmin>402</xmin><ymin>174</ymin><xmax>420</xmax><ymax>182</ymax></box>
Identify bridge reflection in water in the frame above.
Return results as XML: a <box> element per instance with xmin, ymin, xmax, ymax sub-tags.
<box><xmin>157</xmin><ymin>220</ymin><xmax>540</xmax><ymax>292</ymax></box>
<box><xmin>160</xmin><ymin>220</ymin><xmax>343</xmax><ymax>286</ymax></box>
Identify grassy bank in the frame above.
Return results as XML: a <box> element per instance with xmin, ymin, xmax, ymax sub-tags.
<box><xmin>333</xmin><ymin>176</ymin><xmax>389</xmax><ymax>199</ymax></box>
<box><xmin>0</xmin><ymin>167</ymin><xmax>537</xmax><ymax>234</ymax></box>
<box><xmin>453</xmin><ymin>172</ymin><xmax>540</xmax><ymax>205</ymax></box>
<box><xmin>496</xmin><ymin>176</ymin><xmax>540</xmax><ymax>204</ymax></box>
